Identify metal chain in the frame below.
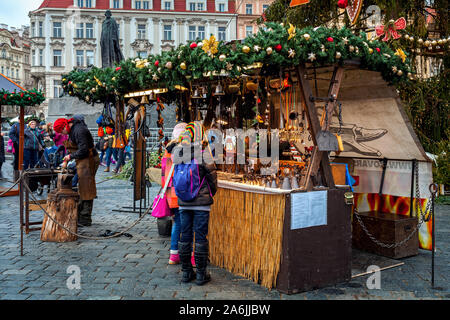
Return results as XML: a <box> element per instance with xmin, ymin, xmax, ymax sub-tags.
<box><xmin>353</xmin><ymin>162</ymin><xmax>433</xmax><ymax>249</ymax></box>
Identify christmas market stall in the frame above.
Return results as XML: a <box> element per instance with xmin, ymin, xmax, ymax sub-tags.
<box><xmin>60</xmin><ymin>21</ymin><xmax>438</xmax><ymax>293</ymax></box>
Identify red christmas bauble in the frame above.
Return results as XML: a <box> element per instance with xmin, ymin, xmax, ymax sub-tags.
<box><xmin>154</xmin><ymin>60</ymin><xmax>159</xmax><ymax>67</ymax></box>
<box><xmin>190</xmin><ymin>42</ymin><xmax>197</xmax><ymax>49</ymax></box>
<box><xmin>115</xmin><ymin>67</ymin><xmax>121</xmax><ymax>71</ymax></box>
<box><xmin>337</xmin><ymin>0</ymin><xmax>348</xmax><ymax>9</ymax></box>
<box><xmin>275</xmin><ymin>44</ymin><xmax>282</xmax><ymax>52</ymax></box>
<box><xmin>376</xmin><ymin>47</ymin><xmax>381</xmax><ymax>53</ymax></box>
<box><xmin>327</xmin><ymin>37</ymin><xmax>334</xmax><ymax>42</ymax></box>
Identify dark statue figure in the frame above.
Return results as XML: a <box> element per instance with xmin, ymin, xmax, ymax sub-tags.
<box><xmin>101</xmin><ymin>10</ymin><xmax>124</xmax><ymax>68</ymax></box>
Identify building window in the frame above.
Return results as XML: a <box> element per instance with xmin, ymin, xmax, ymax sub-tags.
<box><xmin>263</xmin><ymin>4</ymin><xmax>269</xmax><ymax>12</ymax></box>
<box><xmin>39</xmin><ymin>49</ymin><xmax>43</xmax><ymax>66</ymax></box>
<box><xmin>189</xmin><ymin>2</ymin><xmax>196</xmax><ymax>11</ymax></box>
<box><xmin>135</xmin><ymin>1</ymin><xmax>141</xmax><ymax>9</ymax></box>
<box><xmin>137</xmin><ymin>51</ymin><xmax>147</xmax><ymax>58</ymax></box>
<box><xmin>163</xmin><ymin>25</ymin><xmax>172</xmax><ymax>40</ymax></box>
<box><xmin>76</xmin><ymin>50</ymin><xmax>84</xmax><ymax>67</ymax></box>
<box><xmin>188</xmin><ymin>26</ymin><xmax>196</xmax><ymax>41</ymax></box>
<box><xmin>163</xmin><ymin>1</ymin><xmax>172</xmax><ymax>10</ymax></box>
<box><xmin>6</xmin><ymin>67</ymin><xmax>10</xmax><ymax>77</ymax></box>
<box><xmin>143</xmin><ymin>1</ymin><xmax>150</xmax><ymax>9</ymax></box>
<box><xmin>86</xmin><ymin>23</ymin><xmax>94</xmax><ymax>38</ymax></box>
<box><xmin>53</xmin><ymin>49</ymin><xmax>62</xmax><ymax>67</ymax></box>
<box><xmin>77</xmin><ymin>0</ymin><xmax>84</xmax><ymax>7</ymax></box>
<box><xmin>197</xmin><ymin>2</ymin><xmax>204</xmax><ymax>10</ymax></box>
<box><xmin>218</xmin><ymin>3</ymin><xmax>225</xmax><ymax>12</ymax></box>
<box><xmin>112</xmin><ymin>0</ymin><xmax>120</xmax><ymax>8</ymax></box>
<box><xmin>16</xmin><ymin>69</ymin><xmax>19</xmax><ymax>79</ymax></box>
<box><xmin>137</xmin><ymin>24</ymin><xmax>146</xmax><ymax>39</ymax></box>
<box><xmin>31</xmin><ymin>22</ymin><xmax>36</xmax><ymax>37</ymax></box>
<box><xmin>246</xmin><ymin>26</ymin><xmax>253</xmax><ymax>37</ymax></box>
<box><xmin>1</xmin><ymin>49</ymin><xmax>6</xmax><ymax>59</ymax></box>
<box><xmin>218</xmin><ymin>26</ymin><xmax>226</xmax><ymax>41</ymax></box>
<box><xmin>39</xmin><ymin>22</ymin><xmax>43</xmax><ymax>37</ymax></box>
<box><xmin>85</xmin><ymin>0</ymin><xmax>92</xmax><ymax>7</ymax></box>
<box><xmin>53</xmin><ymin>22</ymin><xmax>62</xmax><ymax>38</ymax></box>
<box><xmin>86</xmin><ymin>50</ymin><xmax>94</xmax><ymax>66</ymax></box>
<box><xmin>1</xmin><ymin>67</ymin><xmax>3</xmax><ymax>74</ymax></box>
<box><xmin>31</xmin><ymin>50</ymin><xmax>36</xmax><ymax>66</ymax></box>
<box><xmin>246</xmin><ymin>3</ymin><xmax>253</xmax><ymax>15</ymax></box>
<box><xmin>54</xmin><ymin>80</ymin><xmax>63</xmax><ymax>98</ymax></box>
<box><xmin>76</xmin><ymin>23</ymin><xmax>84</xmax><ymax>38</ymax></box>
<box><xmin>198</xmin><ymin>26</ymin><xmax>205</xmax><ymax>40</ymax></box>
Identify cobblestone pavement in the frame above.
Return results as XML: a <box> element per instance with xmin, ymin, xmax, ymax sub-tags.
<box><xmin>0</xmin><ymin>161</ymin><xmax>449</xmax><ymax>300</ymax></box>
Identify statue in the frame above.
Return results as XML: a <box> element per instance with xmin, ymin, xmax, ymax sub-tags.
<box><xmin>100</xmin><ymin>10</ymin><xmax>124</xmax><ymax>68</ymax></box>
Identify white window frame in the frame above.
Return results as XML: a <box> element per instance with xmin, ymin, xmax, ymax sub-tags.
<box><xmin>245</xmin><ymin>25</ymin><xmax>253</xmax><ymax>37</ymax></box>
<box><xmin>162</xmin><ymin>0</ymin><xmax>173</xmax><ymax>10</ymax></box>
<box><xmin>53</xmin><ymin>49</ymin><xmax>63</xmax><ymax>67</ymax></box>
<box><xmin>38</xmin><ymin>21</ymin><xmax>43</xmax><ymax>37</ymax></box>
<box><xmin>31</xmin><ymin>22</ymin><xmax>36</xmax><ymax>37</ymax></box>
<box><xmin>54</xmin><ymin>80</ymin><xmax>63</xmax><ymax>98</ymax></box>
<box><xmin>75</xmin><ymin>0</ymin><xmax>95</xmax><ymax>7</ymax></box>
<box><xmin>39</xmin><ymin>49</ymin><xmax>44</xmax><ymax>66</ymax></box>
<box><xmin>86</xmin><ymin>50</ymin><xmax>94</xmax><ymax>66</ymax></box>
<box><xmin>198</xmin><ymin>26</ymin><xmax>205</xmax><ymax>40</ymax></box>
<box><xmin>137</xmin><ymin>24</ymin><xmax>146</xmax><ymax>39</ymax></box>
<box><xmin>188</xmin><ymin>25</ymin><xmax>196</xmax><ymax>41</ymax></box>
<box><xmin>76</xmin><ymin>50</ymin><xmax>84</xmax><ymax>67</ymax></box>
<box><xmin>215</xmin><ymin>0</ymin><xmax>227</xmax><ymax>12</ymax></box>
<box><xmin>53</xmin><ymin>21</ymin><xmax>62</xmax><ymax>38</ymax></box>
<box><xmin>86</xmin><ymin>23</ymin><xmax>94</xmax><ymax>38</ymax></box>
<box><xmin>76</xmin><ymin>23</ymin><xmax>84</xmax><ymax>38</ymax></box>
<box><xmin>187</xmin><ymin>0</ymin><xmax>207</xmax><ymax>11</ymax></box>
<box><xmin>218</xmin><ymin>26</ymin><xmax>226</xmax><ymax>41</ymax></box>
<box><xmin>245</xmin><ymin>3</ymin><xmax>253</xmax><ymax>15</ymax></box>
<box><xmin>142</xmin><ymin>1</ymin><xmax>151</xmax><ymax>9</ymax></box>
<box><xmin>163</xmin><ymin>25</ymin><xmax>172</xmax><ymax>40</ymax></box>
<box><xmin>110</xmin><ymin>0</ymin><xmax>123</xmax><ymax>9</ymax></box>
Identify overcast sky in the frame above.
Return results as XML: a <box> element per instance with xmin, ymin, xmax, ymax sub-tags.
<box><xmin>0</xmin><ymin>0</ymin><xmax>43</xmax><ymax>28</ymax></box>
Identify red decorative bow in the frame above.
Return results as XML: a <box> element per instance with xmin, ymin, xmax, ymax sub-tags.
<box><xmin>375</xmin><ymin>17</ymin><xmax>406</xmax><ymax>42</ymax></box>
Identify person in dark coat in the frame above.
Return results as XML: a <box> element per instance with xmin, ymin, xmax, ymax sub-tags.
<box><xmin>0</xmin><ymin>124</ymin><xmax>5</xmax><ymax>176</ymax></box>
<box><xmin>23</xmin><ymin>119</ymin><xmax>44</xmax><ymax>170</ymax></box>
<box><xmin>8</xmin><ymin>121</ymin><xmax>21</xmax><ymax>180</ymax></box>
<box><xmin>53</xmin><ymin>117</ymin><xmax>100</xmax><ymax>227</ymax></box>
<box><xmin>173</xmin><ymin>122</ymin><xmax>217</xmax><ymax>286</ymax></box>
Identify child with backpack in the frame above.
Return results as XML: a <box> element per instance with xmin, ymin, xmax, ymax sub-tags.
<box><xmin>173</xmin><ymin>122</ymin><xmax>217</xmax><ymax>286</ymax></box>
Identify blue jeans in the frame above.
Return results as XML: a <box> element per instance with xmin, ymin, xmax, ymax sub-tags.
<box><xmin>179</xmin><ymin>209</ymin><xmax>210</xmax><ymax>244</ymax></box>
<box><xmin>99</xmin><ymin>150</ymin><xmax>105</xmax><ymax>163</ymax></box>
<box><xmin>23</xmin><ymin>149</ymin><xmax>39</xmax><ymax>170</ymax></box>
<box><xmin>115</xmin><ymin>148</ymin><xmax>125</xmax><ymax>172</ymax></box>
<box><xmin>105</xmin><ymin>147</ymin><xmax>118</xmax><ymax>167</ymax></box>
<box><xmin>170</xmin><ymin>208</ymin><xmax>181</xmax><ymax>251</ymax></box>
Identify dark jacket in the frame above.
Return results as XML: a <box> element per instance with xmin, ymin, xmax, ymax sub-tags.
<box><xmin>0</xmin><ymin>133</ymin><xmax>5</xmax><ymax>164</ymax></box>
<box><xmin>8</xmin><ymin>123</ymin><xmax>20</xmax><ymax>144</ymax></box>
<box><xmin>68</xmin><ymin>118</ymin><xmax>97</xmax><ymax>160</ymax></box>
<box><xmin>24</xmin><ymin>127</ymin><xmax>44</xmax><ymax>151</ymax></box>
<box><xmin>175</xmin><ymin>143</ymin><xmax>218</xmax><ymax>207</ymax></box>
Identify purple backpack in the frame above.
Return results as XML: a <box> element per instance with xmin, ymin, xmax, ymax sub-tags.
<box><xmin>173</xmin><ymin>158</ymin><xmax>205</xmax><ymax>202</ymax></box>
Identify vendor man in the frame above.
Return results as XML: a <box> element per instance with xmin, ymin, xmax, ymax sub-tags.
<box><xmin>53</xmin><ymin>117</ymin><xmax>100</xmax><ymax>227</ymax></box>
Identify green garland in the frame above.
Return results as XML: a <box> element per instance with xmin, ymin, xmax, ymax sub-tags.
<box><xmin>0</xmin><ymin>88</ymin><xmax>45</xmax><ymax>107</ymax></box>
<box><xmin>62</xmin><ymin>22</ymin><xmax>415</xmax><ymax>103</ymax></box>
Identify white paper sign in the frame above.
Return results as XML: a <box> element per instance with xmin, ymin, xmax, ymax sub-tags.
<box><xmin>291</xmin><ymin>191</ymin><xmax>327</xmax><ymax>230</ymax></box>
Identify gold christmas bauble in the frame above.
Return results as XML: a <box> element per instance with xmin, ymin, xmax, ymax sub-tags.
<box><xmin>349</xmin><ymin>45</ymin><xmax>355</xmax><ymax>52</ymax></box>
<box><xmin>242</xmin><ymin>46</ymin><xmax>250</xmax><ymax>54</ymax></box>
<box><xmin>336</xmin><ymin>52</ymin><xmax>342</xmax><ymax>59</ymax></box>
<box><xmin>303</xmin><ymin>33</ymin><xmax>311</xmax><ymax>41</ymax></box>
<box><xmin>219</xmin><ymin>54</ymin><xmax>226</xmax><ymax>62</ymax></box>
<box><xmin>424</xmin><ymin>40</ymin><xmax>431</xmax><ymax>47</ymax></box>
<box><xmin>438</xmin><ymin>39</ymin><xmax>443</xmax><ymax>45</ymax></box>
<box><xmin>266</xmin><ymin>47</ymin><xmax>273</xmax><ymax>55</ymax></box>
<box><xmin>418</xmin><ymin>38</ymin><xmax>424</xmax><ymax>45</ymax></box>
<box><xmin>409</xmin><ymin>36</ymin><xmax>414</xmax><ymax>42</ymax></box>
<box><xmin>431</xmin><ymin>40</ymin><xmax>437</xmax><ymax>46</ymax></box>
<box><xmin>397</xmin><ymin>70</ymin><xmax>403</xmax><ymax>76</ymax></box>
<box><xmin>180</xmin><ymin>62</ymin><xmax>187</xmax><ymax>70</ymax></box>
<box><xmin>368</xmin><ymin>48</ymin><xmax>374</xmax><ymax>54</ymax></box>
<box><xmin>166</xmin><ymin>61</ymin><xmax>173</xmax><ymax>69</ymax></box>
<box><xmin>404</xmin><ymin>34</ymin><xmax>409</xmax><ymax>40</ymax></box>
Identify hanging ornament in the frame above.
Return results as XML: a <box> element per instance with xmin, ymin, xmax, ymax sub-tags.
<box><xmin>346</xmin><ymin>0</ymin><xmax>363</xmax><ymax>25</ymax></box>
<box><xmin>154</xmin><ymin>60</ymin><xmax>159</xmax><ymax>67</ymax></box>
<box><xmin>180</xmin><ymin>62</ymin><xmax>187</xmax><ymax>70</ymax></box>
<box><xmin>219</xmin><ymin>54</ymin><xmax>227</xmax><ymax>62</ymax></box>
<box><xmin>368</xmin><ymin>48</ymin><xmax>373</xmax><ymax>54</ymax></box>
<box><xmin>266</xmin><ymin>47</ymin><xmax>273</xmax><ymax>55</ymax></box>
<box><xmin>375</xmin><ymin>17</ymin><xmax>406</xmax><ymax>42</ymax></box>
<box><xmin>152</xmin><ymin>74</ymin><xmax>159</xmax><ymax>81</ymax></box>
<box><xmin>275</xmin><ymin>44</ymin><xmax>282</xmax><ymax>52</ymax></box>
<box><xmin>431</xmin><ymin>40</ymin><xmax>437</xmax><ymax>46</ymax></box>
<box><xmin>327</xmin><ymin>37</ymin><xmax>334</xmax><ymax>42</ymax></box>
<box><xmin>288</xmin><ymin>48</ymin><xmax>296</xmax><ymax>58</ymax></box>
<box><xmin>321</xmin><ymin>44</ymin><xmax>326</xmax><ymax>52</ymax></box>
<box><xmin>337</xmin><ymin>0</ymin><xmax>348</xmax><ymax>9</ymax></box>
<box><xmin>336</xmin><ymin>51</ymin><xmax>342</xmax><ymax>59</ymax></box>
<box><xmin>392</xmin><ymin>66</ymin><xmax>398</xmax><ymax>73</ymax></box>
<box><xmin>342</xmin><ymin>37</ymin><xmax>349</xmax><ymax>45</ymax></box>
<box><xmin>303</xmin><ymin>33</ymin><xmax>311</xmax><ymax>41</ymax></box>
<box><xmin>424</xmin><ymin>40</ymin><xmax>431</xmax><ymax>47</ymax></box>
<box><xmin>308</xmin><ymin>52</ymin><xmax>316</xmax><ymax>61</ymax></box>
<box><xmin>253</xmin><ymin>45</ymin><xmax>261</xmax><ymax>52</ymax></box>
<box><xmin>226</xmin><ymin>62</ymin><xmax>233</xmax><ymax>71</ymax></box>
<box><xmin>288</xmin><ymin>23</ymin><xmax>296</xmax><ymax>40</ymax></box>
<box><xmin>349</xmin><ymin>45</ymin><xmax>355</xmax><ymax>52</ymax></box>
<box><xmin>242</xmin><ymin>45</ymin><xmax>251</xmax><ymax>54</ymax></box>
<box><xmin>190</xmin><ymin>42</ymin><xmax>197</xmax><ymax>49</ymax></box>
<box><xmin>397</xmin><ymin>70</ymin><xmax>403</xmax><ymax>76</ymax></box>
<box><xmin>375</xmin><ymin>47</ymin><xmax>381</xmax><ymax>53</ymax></box>
<box><xmin>165</xmin><ymin>61</ymin><xmax>173</xmax><ymax>69</ymax></box>
<box><xmin>418</xmin><ymin>38</ymin><xmax>424</xmax><ymax>45</ymax></box>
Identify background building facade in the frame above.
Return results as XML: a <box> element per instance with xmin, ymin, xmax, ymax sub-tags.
<box><xmin>236</xmin><ymin>0</ymin><xmax>273</xmax><ymax>39</ymax></box>
<box><xmin>29</xmin><ymin>0</ymin><xmax>237</xmax><ymax>115</ymax></box>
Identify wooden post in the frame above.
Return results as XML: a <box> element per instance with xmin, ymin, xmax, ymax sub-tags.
<box><xmin>296</xmin><ymin>65</ymin><xmax>343</xmax><ymax>190</ymax></box>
